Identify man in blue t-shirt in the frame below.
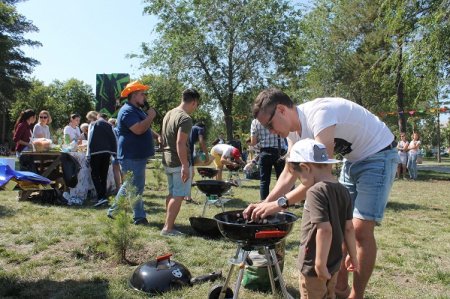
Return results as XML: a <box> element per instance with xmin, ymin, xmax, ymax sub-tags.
<box><xmin>189</xmin><ymin>122</ymin><xmax>209</xmax><ymax>165</ymax></box>
<box><xmin>107</xmin><ymin>81</ymin><xmax>156</xmax><ymax>225</ymax></box>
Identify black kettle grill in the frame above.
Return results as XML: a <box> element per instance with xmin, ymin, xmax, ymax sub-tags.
<box><xmin>189</xmin><ymin>180</ymin><xmax>237</xmax><ymax>238</ymax></box>
<box><xmin>197</xmin><ymin>167</ymin><xmax>219</xmax><ymax>179</ymax></box>
<box><xmin>208</xmin><ymin>210</ymin><xmax>298</xmax><ymax>299</ymax></box>
<box><xmin>129</xmin><ymin>253</ymin><xmax>221</xmax><ymax>295</ymax></box>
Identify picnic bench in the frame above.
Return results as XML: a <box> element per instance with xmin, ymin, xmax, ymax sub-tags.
<box><xmin>18</xmin><ymin>152</ymin><xmax>65</xmax><ymax>200</ymax></box>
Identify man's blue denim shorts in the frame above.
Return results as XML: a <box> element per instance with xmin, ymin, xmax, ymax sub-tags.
<box><xmin>165</xmin><ymin>165</ymin><xmax>193</xmax><ymax>197</ymax></box>
<box><xmin>339</xmin><ymin>148</ymin><xmax>399</xmax><ymax>224</ymax></box>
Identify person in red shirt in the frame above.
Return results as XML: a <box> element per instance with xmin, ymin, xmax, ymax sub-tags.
<box><xmin>13</xmin><ymin>109</ymin><xmax>36</xmax><ymax>157</ymax></box>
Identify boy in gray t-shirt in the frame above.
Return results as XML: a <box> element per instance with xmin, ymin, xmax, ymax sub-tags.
<box><xmin>286</xmin><ymin>139</ymin><xmax>358</xmax><ymax>298</ymax></box>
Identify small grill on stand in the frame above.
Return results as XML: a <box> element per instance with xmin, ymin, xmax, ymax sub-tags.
<box><xmin>197</xmin><ymin>167</ymin><xmax>219</xmax><ymax>180</ymax></box>
<box><xmin>189</xmin><ymin>180</ymin><xmax>237</xmax><ymax>238</ymax></box>
<box><xmin>208</xmin><ymin>210</ymin><xmax>298</xmax><ymax>299</ymax></box>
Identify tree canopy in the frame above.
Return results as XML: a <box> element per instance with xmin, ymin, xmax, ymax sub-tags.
<box><xmin>138</xmin><ymin>0</ymin><xmax>302</xmax><ymax>140</ymax></box>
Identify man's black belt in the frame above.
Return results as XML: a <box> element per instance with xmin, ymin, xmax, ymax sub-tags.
<box><xmin>261</xmin><ymin>147</ymin><xmax>279</xmax><ymax>153</ymax></box>
<box><xmin>378</xmin><ymin>140</ymin><xmax>398</xmax><ymax>153</ymax></box>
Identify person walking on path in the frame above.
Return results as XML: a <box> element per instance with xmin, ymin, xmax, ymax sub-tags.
<box><xmin>287</xmin><ymin>139</ymin><xmax>358</xmax><ymax>299</ymax></box>
<box><xmin>250</xmin><ymin>118</ymin><xmax>287</xmax><ymax>201</ymax></box>
<box><xmin>107</xmin><ymin>81</ymin><xmax>156</xmax><ymax>225</ymax></box>
<box><xmin>407</xmin><ymin>132</ymin><xmax>421</xmax><ymax>180</ymax></box>
<box><xmin>244</xmin><ymin>88</ymin><xmax>398</xmax><ymax>299</ymax></box>
<box><xmin>161</xmin><ymin>88</ymin><xmax>201</xmax><ymax>236</ymax></box>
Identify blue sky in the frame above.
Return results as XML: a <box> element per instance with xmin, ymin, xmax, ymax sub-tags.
<box><xmin>17</xmin><ymin>0</ymin><xmax>157</xmax><ymax>90</ymax></box>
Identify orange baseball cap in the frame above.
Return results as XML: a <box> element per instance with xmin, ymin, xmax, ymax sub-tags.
<box><xmin>120</xmin><ymin>81</ymin><xmax>150</xmax><ymax>98</ymax></box>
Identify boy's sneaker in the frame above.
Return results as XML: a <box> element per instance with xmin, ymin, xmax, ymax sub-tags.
<box><xmin>160</xmin><ymin>229</ymin><xmax>184</xmax><ymax>237</ymax></box>
<box><xmin>94</xmin><ymin>198</ymin><xmax>109</xmax><ymax>207</ymax></box>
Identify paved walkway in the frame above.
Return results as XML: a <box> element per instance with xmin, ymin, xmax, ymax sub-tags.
<box><xmin>418</xmin><ymin>164</ymin><xmax>450</xmax><ymax>173</ymax></box>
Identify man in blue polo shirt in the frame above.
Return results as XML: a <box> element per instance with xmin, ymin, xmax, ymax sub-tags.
<box><xmin>107</xmin><ymin>81</ymin><xmax>156</xmax><ymax>225</ymax></box>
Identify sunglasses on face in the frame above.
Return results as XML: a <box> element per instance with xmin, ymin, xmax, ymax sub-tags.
<box><xmin>40</xmin><ymin>116</ymin><xmax>48</xmax><ymax>119</ymax></box>
<box><xmin>263</xmin><ymin>107</ymin><xmax>277</xmax><ymax>130</ymax></box>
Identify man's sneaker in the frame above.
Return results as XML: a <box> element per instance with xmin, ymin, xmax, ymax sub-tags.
<box><xmin>160</xmin><ymin>229</ymin><xmax>184</xmax><ymax>237</ymax></box>
<box><xmin>94</xmin><ymin>198</ymin><xmax>109</xmax><ymax>207</ymax></box>
<box><xmin>107</xmin><ymin>213</ymin><xmax>114</xmax><ymax>220</ymax></box>
<box><xmin>133</xmin><ymin>218</ymin><xmax>149</xmax><ymax>226</ymax></box>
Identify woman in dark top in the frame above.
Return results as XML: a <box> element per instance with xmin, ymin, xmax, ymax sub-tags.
<box><xmin>13</xmin><ymin>109</ymin><xmax>36</xmax><ymax>157</ymax></box>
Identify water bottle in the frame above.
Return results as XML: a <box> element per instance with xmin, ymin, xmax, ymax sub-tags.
<box><xmin>199</xmin><ymin>151</ymin><xmax>206</xmax><ymax>162</ymax></box>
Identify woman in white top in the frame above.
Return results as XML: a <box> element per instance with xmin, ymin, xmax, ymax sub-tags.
<box><xmin>63</xmin><ymin>113</ymin><xmax>82</xmax><ymax>144</ymax></box>
<box><xmin>396</xmin><ymin>133</ymin><xmax>409</xmax><ymax>179</ymax></box>
<box><xmin>32</xmin><ymin>110</ymin><xmax>52</xmax><ymax>139</ymax></box>
<box><xmin>407</xmin><ymin>132</ymin><xmax>421</xmax><ymax>180</ymax></box>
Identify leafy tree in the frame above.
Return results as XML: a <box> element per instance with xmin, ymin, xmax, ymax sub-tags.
<box><xmin>138</xmin><ymin>0</ymin><xmax>302</xmax><ymax>140</ymax></box>
<box><xmin>0</xmin><ymin>0</ymin><xmax>41</xmax><ymax>142</ymax></box>
<box><xmin>47</xmin><ymin>79</ymin><xmax>95</xmax><ymax>129</ymax></box>
<box><xmin>295</xmin><ymin>0</ymin><xmax>449</xmax><ymax>137</ymax></box>
<box><xmin>9</xmin><ymin>78</ymin><xmax>95</xmax><ymax>138</ymax></box>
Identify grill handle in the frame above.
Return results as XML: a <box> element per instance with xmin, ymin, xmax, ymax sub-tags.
<box><xmin>255</xmin><ymin>230</ymin><xmax>287</xmax><ymax>239</ymax></box>
<box><xmin>156</xmin><ymin>253</ymin><xmax>172</xmax><ymax>263</ymax></box>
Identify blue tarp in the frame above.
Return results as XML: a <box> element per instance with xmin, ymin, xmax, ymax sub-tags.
<box><xmin>0</xmin><ymin>164</ymin><xmax>51</xmax><ymax>188</ymax></box>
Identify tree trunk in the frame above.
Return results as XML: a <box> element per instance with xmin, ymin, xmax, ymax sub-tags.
<box><xmin>396</xmin><ymin>39</ymin><xmax>406</xmax><ymax>133</ymax></box>
<box><xmin>224</xmin><ymin>93</ymin><xmax>234</xmax><ymax>141</ymax></box>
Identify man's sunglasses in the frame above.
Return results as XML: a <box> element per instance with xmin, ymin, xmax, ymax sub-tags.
<box><xmin>263</xmin><ymin>107</ymin><xmax>277</xmax><ymax>130</ymax></box>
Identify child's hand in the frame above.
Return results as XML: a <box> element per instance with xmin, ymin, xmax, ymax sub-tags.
<box><xmin>315</xmin><ymin>264</ymin><xmax>331</xmax><ymax>280</ymax></box>
<box><xmin>345</xmin><ymin>254</ymin><xmax>359</xmax><ymax>272</ymax></box>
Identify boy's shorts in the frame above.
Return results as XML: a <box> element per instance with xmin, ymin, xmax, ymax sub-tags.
<box><xmin>339</xmin><ymin>148</ymin><xmax>399</xmax><ymax>224</ymax></box>
<box><xmin>165</xmin><ymin>165</ymin><xmax>193</xmax><ymax>197</ymax></box>
<box><xmin>299</xmin><ymin>272</ymin><xmax>338</xmax><ymax>299</ymax></box>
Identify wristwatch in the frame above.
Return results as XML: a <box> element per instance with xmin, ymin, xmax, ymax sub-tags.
<box><xmin>277</xmin><ymin>196</ymin><xmax>289</xmax><ymax>209</ymax></box>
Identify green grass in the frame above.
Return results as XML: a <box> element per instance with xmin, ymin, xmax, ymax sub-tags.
<box><xmin>0</xmin><ymin>162</ymin><xmax>449</xmax><ymax>298</ymax></box>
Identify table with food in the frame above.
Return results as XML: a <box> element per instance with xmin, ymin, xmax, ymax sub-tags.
<box><xmin>19</xmin><ymin>138</ymin><xmax>115</xmax><ymax>205</ymax></box>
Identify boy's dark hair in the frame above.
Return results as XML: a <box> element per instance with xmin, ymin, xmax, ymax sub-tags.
<box><xmin>252</xmin><ymin>88</ymin><xmax>294</xmax><ymax>118</ymax></box>
<box><xmin>182</xmin><ymin>88</ymin><xmax>201</xmax><ymax>104</ymax></box>
<box><xmin>70</xmin><ymin>113</ymin><xmax>80</xmax><ymax>120</ymax></box>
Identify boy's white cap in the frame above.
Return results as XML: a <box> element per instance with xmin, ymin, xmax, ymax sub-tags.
<box><xmin>287</xmin><ymin>139</ymin><xmax>341</xmax><ymax>164</ymax></box>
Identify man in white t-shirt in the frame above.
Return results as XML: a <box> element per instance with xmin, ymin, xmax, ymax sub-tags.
<box><xmin>244</xmin><ymin>88</ymin><xmax>399</xmax><ymax>299</ymax></box>
<box><xmin>210</xmin><ymin>143</ymin><xmax>245</xmax><ymax>180</ymax></box>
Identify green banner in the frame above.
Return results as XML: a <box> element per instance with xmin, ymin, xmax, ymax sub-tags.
<box><xmin>95</xmin><ymin>73</ymin><xmax>130</xmax><ymax>115</ymax></box>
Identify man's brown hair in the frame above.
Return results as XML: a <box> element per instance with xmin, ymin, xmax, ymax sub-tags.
<box><xmin>252</xmin><ymin>88</ymin><xmax>294</xmax><ymax>118</ymax></box>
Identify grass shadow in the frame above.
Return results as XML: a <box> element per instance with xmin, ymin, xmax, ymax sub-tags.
<box><xmin>386</xmin><ymin>201</ymin><xmax>433</xmax><ymax>212</ymax></box>
<box><xmin>418</xmin><ymin>170</ymin><xmax>450</xmax><ymax>181</ymax></box>
<box><xmin>0</xmin><ymin>276</ymin><xmax>109</xmax><ymax>298</ymax></box>
<box><xmin>236</xmin><ymin>184</ymin><xmax>260</xmax><ymax>190</ymax></box>
<box><xmin>0</xmin><ymin>204</ymin><xmax>16</xmax><ymax>218</ymax></box>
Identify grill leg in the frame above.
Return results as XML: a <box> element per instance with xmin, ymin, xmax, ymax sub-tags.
<box><xmin>264</xmin><ymin>247</ymin><xmax>277</xmax><ymax>295</ymax></box>
<box><xmin>218</xmin><ymin>263</ymin><xmax>236</xmax><ymax>299</ymax></box>
<box><xmin>232</xmin><ymin>249</ymin><xmax>250</xmax><ymax>299</ymax></box>
<box><xmin>201</xmin><ymin>197</ymin><xmax>208</xmax><ymax>217</ymax></box>
<box><xmin>269</xmin><ymin>248</ymin><xmax>293</xmax><ymax>299</ymax></box>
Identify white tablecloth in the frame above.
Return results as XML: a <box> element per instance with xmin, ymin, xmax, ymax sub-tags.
<box><xmin>64</xmin><ymin>152</ymin><xmax>115</xmax><ymax>205</ymax></box>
